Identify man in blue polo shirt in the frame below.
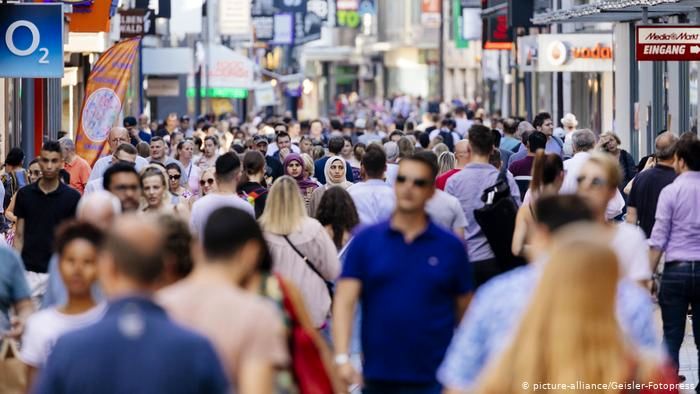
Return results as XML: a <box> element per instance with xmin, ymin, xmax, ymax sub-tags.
<box><xmin>333</xmin><ymin>151</ymin><xmax>473</xmax><ymax>394</ymax></box>
<box><xmin>34</xmin><ymin>215</ymin><xmax>229</xmax><ymax>394</ymax></box>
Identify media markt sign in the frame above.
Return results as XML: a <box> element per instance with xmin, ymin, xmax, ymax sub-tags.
<box><xmin>637</xmin><ymin>26</ymin><xmax>700</xmax><ymax>61</ymax></box>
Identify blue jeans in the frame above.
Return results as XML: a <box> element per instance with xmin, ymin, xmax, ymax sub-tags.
<box><xmin>363</xmin><ymin>381</ymin><xmax>441</xmax><ymax>394</ymax></box>
<box><xmin>659</xmin><ymin>261</ymin><xmax>700</xmax><ymax>376</ymax></box>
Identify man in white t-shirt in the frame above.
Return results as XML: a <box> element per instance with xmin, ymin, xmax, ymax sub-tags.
<box><xmin>190</xmin><ymin>153</ymin><xmax>254</xmax><ymax>238</ymax></box>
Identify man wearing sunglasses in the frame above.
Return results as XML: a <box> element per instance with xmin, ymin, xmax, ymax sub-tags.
<box><xmin>334</xmin><ymin>152</ymin><xmax>473</xmax><ymax>394</ymax></box>
<box><xmin>560</xmin><ymin>129</ymin><xmax>625</xmax><ymax>219</ymax></box>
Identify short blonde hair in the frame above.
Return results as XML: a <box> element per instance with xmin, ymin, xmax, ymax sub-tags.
<box><xmin>259</xmin><ymin>176</ymin><xmax>307</xmax><ymax>235</ymax></box>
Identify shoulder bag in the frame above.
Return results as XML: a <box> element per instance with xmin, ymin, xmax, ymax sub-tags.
<box><xmin>283</xmin><ymin>236</ymin><xmax>334</xmax><ymax>300</ymax></box>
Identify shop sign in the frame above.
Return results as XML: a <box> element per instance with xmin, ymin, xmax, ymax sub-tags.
<box><xmin>206</xmin><ymin>44</ymin><xmax>256</xmax><ymax>90</ymax></box>
<box><xmin>637</xmin><ymin>26</ymin><xmax>700</xmax><ymax>61</ymax></box>
<box><xmin>119</xmin><ymin>9</ymin><xmax>155</xmax><ymax>38</ymax></box>
<box><xmin>482</xmin><ymin>0</ymin><xmax>512</xmax><ymax>50</ymax></box>
<box><xmin>146</xmin><ymin>78</ymin><xmax>179</xmax><ymax>97</ymax></box>
<box><xmin>219</xmin><ymin>0</ymin><xmax>251</xmax><ymax>37</ymax></box>
<box><xmin>538</xmin><ymin>34</ymin><xmax>613</xmax><ymax>72</ymax></box>
<box><xmin>517</xmin><ymin>35</ymin><xmax>538</xmax><ymax>72</ymax></box>
<box><xmin>421</xmin><ymin>0</ymin><xmax>441</xmax><ymax>28</ymax></box>
<box><xmin>337</xmin><ymin>0</ymin><xmax>374</xmax><ymax>29</ymax></box>
<box><xmin>0</xmin><ymin>3</ymin><xmax>64</xmax><ymax>78</ymax></box>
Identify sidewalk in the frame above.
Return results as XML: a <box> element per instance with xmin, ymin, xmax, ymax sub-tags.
<box><xmin>680</xmin><ymin>315</ymin><xmax>698</xmax><ymax>394</ymax></box>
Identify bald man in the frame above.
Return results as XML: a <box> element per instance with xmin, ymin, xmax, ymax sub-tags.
<box><xmin>88</xmin><ymin>127</ymin><xmax>149</xmax><ymax>182</ymax></box>
<box><xmin>627</xmin><ymin>132</ymin><xmax>680</xmax><ymax>238</ymax></box>
<box><xmin>436</xmin><ymin>140</ymin><xmax>469</xmax><ymax>190</ymax></box>
<box><xmin>34</xmin><ymin>215</ymin><xmax>229</xmax><ymax>394</ymax></box>
<box><xmin>41</xmin><ymin>191</ymin><xmax>122</xmax><ymax>309</ymax></box>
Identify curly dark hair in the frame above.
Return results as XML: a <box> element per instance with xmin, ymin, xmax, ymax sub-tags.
<box><xmin>157</xmin><ymin>214</ymin><xmax>194</xmax><ymax>279</ymax></box>
<box><xmin>54</xmin><ymin>220</ymin><xmax>104</xmax><ymax>256</ymax></box>
<box><xmin>315</xmin><ymin>187</ymin><xmax>359</xmax><ymax>250</ymax></box>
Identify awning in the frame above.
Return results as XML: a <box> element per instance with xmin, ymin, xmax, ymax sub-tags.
<box><xmin>532</xmin><ymin>0</ymin><xmax>700</xmax><ymax>25</ymax></box>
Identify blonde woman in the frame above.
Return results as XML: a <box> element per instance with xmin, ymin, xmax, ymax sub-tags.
<box><xmin>259</xmin><ymin>176</ymin><xmax>340</xmax><ymax>328</ymax></box>
<box><xmin>477</xmin><ymin>235</ymin><xmax>676</xmax><ymax>394</ymax></box>
<box><xmin>437</xmin><ymin>151</ymin><xmax>456</xmax><ymax>176</ymax></box>
<box><xmin>198</xmin><ymin>167</ymin><xmax>218</xmax><ymax>198</ymax></box>
<box><xmin>576</xmin><ymin>153</ymin><xmax>651</xmax><ymax>285</ymax></box>
<box><xmin>308</xmin><ymin>156</ymin><xmax>353</xmax><ymax>217</ymax></box>
<box><xmin>139</xmin><ymin>165</ymin><xmax>188</xmax><ymax>218</ymax></box>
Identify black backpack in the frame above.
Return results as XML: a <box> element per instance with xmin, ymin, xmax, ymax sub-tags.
<box><xmin>439</xmin><ymin>129</ymin><xmax>455</xmax><ymax>152</ymax></box>
<box><xmin>473</xmin><ymin>172</ymin><xmax>527</xmax><ymax>273</ymax></box>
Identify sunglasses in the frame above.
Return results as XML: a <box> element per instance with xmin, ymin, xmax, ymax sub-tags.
<box><xmin>396</xmin><ymin>175</ymin><xmax>432</xmax><ymax>188</ymax></box>
<box><xmin>576</xmin><ymin>175</ymin><xmax>607</xmax><ymax>187</ymax></box>
<box><xmin>169</xmin><ymin>174</ymin><xmax>181</xmax><ymax>180</ymax></box>
<box><xmin>199</xmin><ymin>178</ymin><xmax>215</xmax><ymax>186</ymax></box>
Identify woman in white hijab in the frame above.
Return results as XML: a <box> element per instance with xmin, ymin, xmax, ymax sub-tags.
<box><xmin>308</xmin><ymin>156</ymin><xmax>353</xmax><ymax>217</ymax></box>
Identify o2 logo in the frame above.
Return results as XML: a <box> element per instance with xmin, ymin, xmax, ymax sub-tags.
<box><xmin>5</xmin><ymin>19</ymin><xmax>50</xmax><ymax>64</ymax></box>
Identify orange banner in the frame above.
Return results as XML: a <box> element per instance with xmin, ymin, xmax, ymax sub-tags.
<box><xmin>76</xmin><ymin>37</ymin><xmax>140</xmax><ymax>165</ymax></box>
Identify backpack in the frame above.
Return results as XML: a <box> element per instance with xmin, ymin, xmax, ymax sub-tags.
<box><xmin>473</xmin><ymin>172</ymin><xmax>527</xmax><ymax>273</ymax></box>
<box><xmin>2</xmin><ymin>170</ymin><xmax>27</xmax><ymax>210</ymax></box>
<box><xmin>439</xmin><ymin>129</ymin><xmax>455</xmax><ymax>152</ymax></box>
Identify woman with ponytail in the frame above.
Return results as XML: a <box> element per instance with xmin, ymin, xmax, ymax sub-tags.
<box><xmin>511</xmin><ymin>150</ymin><xmax>564</xmax><ymax>257</ymax></box>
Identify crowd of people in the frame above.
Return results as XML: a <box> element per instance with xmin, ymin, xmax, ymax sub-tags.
<box><xmin>0</xmin><ymin>104</ymin><xmax>699</xmax><ymax>394</ymax></box>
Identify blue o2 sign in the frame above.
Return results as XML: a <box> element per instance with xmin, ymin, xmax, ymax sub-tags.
<box><xmin>0</xmin><ymin>3</ymin><xmax>64</xmax><ymax>78</ymax></box>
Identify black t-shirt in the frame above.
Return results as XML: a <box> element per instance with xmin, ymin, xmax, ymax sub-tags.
<box><xmin>14</xmin><ymin>182</ymin><xmax>81</xmax><ymax>273</ymax></box>
<box><xmin>238</xmin><ymin>182</ymin><xmax>268</xmax><ymax>218</ymax></box>
<box><xmin>265</xmin><ymin>156</ymin><xmax>284</xmax><ymax>181</ymax></box>
<box><xmin>627</xmin><ymin>164</ymin><xmax>677</xmax><ymax>238</ymax></box>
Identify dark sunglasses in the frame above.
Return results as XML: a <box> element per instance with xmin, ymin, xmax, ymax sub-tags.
<box><xmin>118</xmin><ymin>160</ymin><xmax>136</xmax><ymax>168</ymax></box>
<box><xmin>396</xmin><ymin>175</ymin><xmax>432</xmax><ymax>188</ymax></box>
<box><xmin>576</xmin><ymin>175</ymin><xmax>606</xmax><ymax>187</ymax></box>
<box><xmin>199</xmin><ymin>178</ymin><xmax>215</xmax><ymax>186</ymax></box>
<box><xmin>169</xmin><ymin>174</ymin><xmax>181</xmax><ymax>180</ymax></box>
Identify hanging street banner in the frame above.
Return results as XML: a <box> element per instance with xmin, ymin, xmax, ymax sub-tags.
<box><xmin>76</xmin><ymin>37</ymin><xmax>141</xmax><ymax>165</ymax></box>
<box><xmin>637</xmin><ymin>26</ymin><xmax>700</xmax><ymax>61</ymax></box>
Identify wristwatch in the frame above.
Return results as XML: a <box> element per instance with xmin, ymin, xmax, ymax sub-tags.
<box><xmin>334</xmin><ymin>353</ymin><xmax>350</xmax><ymax>365</ymax></box>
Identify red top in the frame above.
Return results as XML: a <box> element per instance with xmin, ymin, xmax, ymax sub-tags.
<box><xmin>436</xmin><ymin>168</ymin><xmax>460</xmax><ymax>191</ymax></box>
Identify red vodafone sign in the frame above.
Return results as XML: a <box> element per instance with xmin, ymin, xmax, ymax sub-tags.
<box><xmin>637</xmin><ymin>26</ymin><xmax>700</xmax><ymax>61</ymax></box>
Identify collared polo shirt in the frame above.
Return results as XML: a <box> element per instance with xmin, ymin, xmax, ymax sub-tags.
<box><xmin>628</xmin><ymin>165</ymin><xmax>677</xmax><ymax>238</ymax></box>
<box><xmin>14</xmin><ymin>182</ymin><xmax>80</xmax><ymax>273</ymax></box>
<box><xmin>34</xmin><ymin>296</ymin><xmax>229</xmax><ymax>394</ymax></box>
<box><xmin>64</xmin><ymin>155</ymin><xmax>91</xmax><ymax>194</ymax></box>
<box><xmin>341</xmin><ymin>219</ymin><xmax>473</xmax><ymax>383</ymax></box>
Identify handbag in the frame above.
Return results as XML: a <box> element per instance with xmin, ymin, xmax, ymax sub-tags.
<box><xmin>0</xmin><ymin>338</ymin><xmax>27</xmax><ymax>394</ymax></box>
<box><xmin>283</xmin><ymin>235</ymin><xmax>334</xmax><ymax>299</ymax></box>
<box><xmin>473</xmin><ymin>172</ymin><xmax>527</xmax><ymax>272</ymax></box>
<box><xmin>276</xmin><ymin>276</ymin><xmax>334</xmax><ymax>394</ymax></box>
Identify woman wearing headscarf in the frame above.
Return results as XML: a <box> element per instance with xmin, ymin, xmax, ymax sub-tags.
<box><xmin>283</xmin><ymin>153</ymin><xmax>319</xmax><ymax>209</ymax></box>
<box><xmin>308</xmin><ymin>156</ymin><xmax>353</xmax><ymax>217</ymax></box>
